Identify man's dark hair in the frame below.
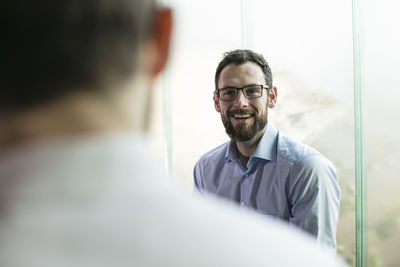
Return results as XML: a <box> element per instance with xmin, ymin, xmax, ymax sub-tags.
<box><xmin>0</xmin><ymin>0</ymin><xmax>156</xmax><ymax>112</ymax></box>
<box><xmin>215</xmin><ymin>49</ymin><xmax>273</xmax><ymax>90</ymax></box>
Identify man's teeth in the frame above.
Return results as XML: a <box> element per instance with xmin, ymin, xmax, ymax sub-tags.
<box><xmin>233</xmin><ymin>114</ymin><xmax>251</xmax><ymax>119</ymax></box>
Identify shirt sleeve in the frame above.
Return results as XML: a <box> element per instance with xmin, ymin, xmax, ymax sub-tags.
<box><xmin>193</xmin><ymin>160</ymin><xmax>205</xmax><ymax>194</ymax></box>
<box><xmin>286</xmin><ymin>154</ymin><xmax>340</xmax><ymax>250</ymax></box>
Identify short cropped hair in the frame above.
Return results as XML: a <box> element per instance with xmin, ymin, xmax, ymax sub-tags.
<box><xmin>215</xmin><ymin>49</ymin><xmax>273</xmax><ymax>90</ymax></box>
<box><xmin>0</xmin><ymin>0</ymin><xmax>156</xmax><ymax>112</ymax></box>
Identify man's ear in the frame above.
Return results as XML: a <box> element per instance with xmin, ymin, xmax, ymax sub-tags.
<box><xmin>151</xmin><ymin>8</ymin><xmax>173</xmax><ymax>76</ymax></box>
<box><xmin>268</xmin><ymin>87</ymin><xmax>278</xmax><ymax>108</ymax></box>
<box><xmin>213</xmin><ymin>91</ymin><xmax>221</xmax><ymax>113</ymax></box>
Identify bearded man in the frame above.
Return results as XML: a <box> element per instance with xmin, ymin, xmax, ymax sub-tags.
<box><xmin>194</xmin><ymin>49</ymin><xmax>341</xmax><ymax>251</ymax></box>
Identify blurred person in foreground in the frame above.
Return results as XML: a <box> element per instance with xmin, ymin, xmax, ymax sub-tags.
<box><xmin>194</xmin><ymin>50</ymin><xmax>341</xmax><ymax>250</ymax></box>
<box><xmin>0</xmin><ymin>1</ymin><xmax>345</xmax><ymax>266</ymax></box>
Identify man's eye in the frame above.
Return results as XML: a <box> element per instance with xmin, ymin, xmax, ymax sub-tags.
<box><xmin>223</xmin><ymin>89</ymin><xmax>236</xmax><ymax>96</ymax></box>
<box><xmin>245</xmin><ymin>87</ymin><xmax>260</xmax><ymax>96</ymax></box>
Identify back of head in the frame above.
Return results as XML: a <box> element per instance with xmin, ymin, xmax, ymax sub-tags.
<box><xmin>0</xmin><ymin>0</ymin><xmax>156</xmax><ymax>113</ymax></box>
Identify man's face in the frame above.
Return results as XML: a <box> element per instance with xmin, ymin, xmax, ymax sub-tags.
<box><xmin>214</xmin><ymin>61</ymin><xmax>277</xmax><ymax>142</ymax></box>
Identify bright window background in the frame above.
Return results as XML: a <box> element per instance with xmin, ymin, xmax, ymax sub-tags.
<box><xmin>150</xmin><ymin>0</ymin><xmax>399</xmax><ymax>266</ymax></box>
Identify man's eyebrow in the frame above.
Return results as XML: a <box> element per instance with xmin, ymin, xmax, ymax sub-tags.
<box><xmin>243</xmin><ymin>83</ymin><xmax>262</xmax><ymax>87</ymax></box>
<box><xmin>219</xmin><ymin>86</ymin><xmax>237</xmax><ymax>89</ymax></box>
<box><xmin>219</xmin><ymin>83</ymin><xmax>262</xmax><ymax>89</ymax></box>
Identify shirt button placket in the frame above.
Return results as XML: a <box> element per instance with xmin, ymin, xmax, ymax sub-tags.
<box><xmin>240</xmin><ymin>173</ymin><xmax>249</xmax><ymax>207</ymax></box>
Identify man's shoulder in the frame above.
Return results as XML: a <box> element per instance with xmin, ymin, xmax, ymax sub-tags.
<box><xmin>196</xmin><ymin>141</ymin><xmax>230</xmax><ymax>164</ymax></box>
<box><xmin>276</xmin><ymin>132</ymin><xmax>334</xmax><ymax>169</ymax></box>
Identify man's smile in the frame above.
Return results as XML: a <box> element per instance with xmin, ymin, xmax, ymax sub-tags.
<box><xmin>229</xmin><ymin>109</ymin><xmax>255</xmax><ymax>124</ymax></box>
<box><xmin>233</xmin><ymin>114</ymin><xmax>252</xmax><ymax>119</ymax></box>
<box><xmin>231</xmin><ymin>114</ymin><xmax>253</xmax><ymax>124</ymax></box>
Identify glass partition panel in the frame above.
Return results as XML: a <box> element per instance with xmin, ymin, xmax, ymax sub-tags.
<box><xmin>252</xmin><ymin>1</ymin><xmax>355</xmax><ymax>264</ymax></box>
<box><xmin>364</xmin><ymin>0</ymin><xmax>400</xmax><ymax>266</ymax></box>
<box><xmin>150</xmin><ymin>0</ymin><xmax>243</xmax><ymax>187</ymax></box>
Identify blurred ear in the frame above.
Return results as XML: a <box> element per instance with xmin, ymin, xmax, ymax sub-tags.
<box><xmin>268</xmin><ymin>87</ymin><xmax>277</xmax><ymax>108</ymax></box>
<box><xmin>213</xmin><ymin>91</ymin><xmax>221</xmax><ymax>113</ymax></box>
<box><xmin>151</xmin><ymin>8</ymin><xmax>173</xmax><ymax>76</ymax></box>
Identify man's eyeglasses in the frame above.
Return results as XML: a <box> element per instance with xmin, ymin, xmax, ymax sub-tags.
<box><xmin>216</xmin><ymin>85</ymin><xmax>269</xmax><ymax>101</ymax></box>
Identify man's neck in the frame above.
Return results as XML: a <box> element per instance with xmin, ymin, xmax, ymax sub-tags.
<box><xmin>235</xmin><ymin>127</ymin><xmax>266</xmax><ymax>167</ymax></box>
<box><xmin>0</xmin><ymin>77</ymin><xmax>151</xmax><ymax>149</ymax></box>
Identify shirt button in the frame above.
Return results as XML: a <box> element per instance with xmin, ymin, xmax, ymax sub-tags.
<box><xmin>241</xmin><ymin>201</ymin><xmax>246</xmax><ymax>206</ymax></box>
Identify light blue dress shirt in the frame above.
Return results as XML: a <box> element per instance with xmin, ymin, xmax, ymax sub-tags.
<box><xmin>194</xmin><ymin>123</ymin><xmax>341</xmax><ymax>249</ymax></box>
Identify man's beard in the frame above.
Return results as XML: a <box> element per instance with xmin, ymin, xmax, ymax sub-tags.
<box><xmin>221</xmin><ymin>108</ymin><xmax>267</xmax><ymax>142</ymax></box>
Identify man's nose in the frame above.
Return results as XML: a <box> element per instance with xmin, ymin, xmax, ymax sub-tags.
<box><xmin>234</xmin><ymin>90</ymin><xmax>249</xmax><ymax>107</ymax></box>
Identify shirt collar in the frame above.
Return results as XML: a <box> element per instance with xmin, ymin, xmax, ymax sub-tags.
<box><xmin>224</xmin><ymin>123</ymin><xmax>278</xmax><ymax>163</ymax></box>
<box><xmin>252</xmin><ymin>123</ymin><xmax>278</xmax><ymax>161</ymax></box>
<box><xmin>225</xmin><ymin>140</ymin><xmax>239</xmax><ymax>163</ymax></box>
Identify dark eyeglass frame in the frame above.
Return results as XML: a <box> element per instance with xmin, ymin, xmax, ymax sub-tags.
<box><xmin>216</xmin><ymin>84</ymin><xmax>269</xmax><ymax>101</ymax></box>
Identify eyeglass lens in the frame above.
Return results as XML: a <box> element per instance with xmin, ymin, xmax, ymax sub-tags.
<box><xmin>219</xmin><ymin>85</ymin><xmax>263</xmax><ymax>101</ymax></box>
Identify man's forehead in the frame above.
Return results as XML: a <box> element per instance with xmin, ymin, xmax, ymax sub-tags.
<box><xmin>218</xmin><ymin>62</ymin><xmax>265</xmax><ymax>88</ymax></box>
